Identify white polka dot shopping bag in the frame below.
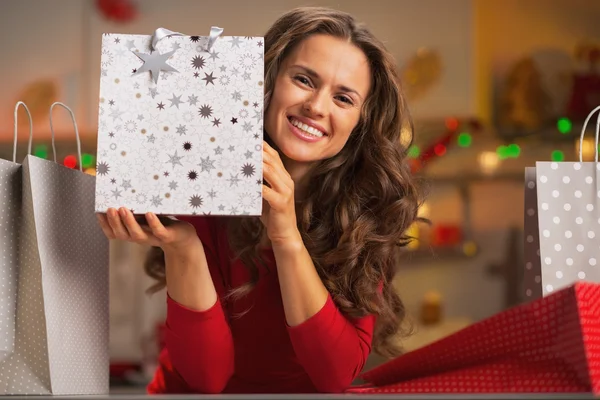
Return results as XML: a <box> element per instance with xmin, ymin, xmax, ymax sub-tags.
<box><xmin>524</xmin><ymin>106</ymin><xmax>600</xmax><ymax>300</ymax></box>
<box><xmin>348</xmin><ymin>281</ymin><xmax>600</xmax><ymax>394</ymax></box>
<box><xmin>94</xmin><ymin>27</ymin><xmax>264</xmax><ymax>216</ymax></box>
<box><xmin>0</xmin><ymin>103</ymin><xmax>109</xmax><ymax>395</ymax></box>
<box><xmin>0</xmin><ymin>102</ymin><xmax>31</xmax><ymax>367</ymax></box>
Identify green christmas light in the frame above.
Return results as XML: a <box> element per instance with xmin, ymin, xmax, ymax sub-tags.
<box><xmin>34</xmin><ymin>144</ymin><xmax>48</xmax><ymax>159</ymax></box>
<box><xmin>457</xmin><ymin>132</ymin><xmax>472</xmax><ymax>148</ymax></box>
<box><xmin>508</xmin><ymin>143</ymin><xmax>521</xmax><ymax>158</ymax></box>
<box><xmin>496</xmin><ymin>144</ymin><xmax>520</xmax><ymax>159</ymax></box>
<box><xmin>82</xmin><ymin>153</ymin><xmax>96</xmax><ymax>169</ymax></box>
<box><xmin>408</xmin><ymin>145</ymin><xmax>420</xmax><ymax>158</ymax></box>
<box><xmin>557</xmin><ymin>117</ymin><xmax>572</xmax><ymax>134</ymax></box>
<box><xmin>551</xmin><ymin>150</ymin><xmax>564</xmax><ymax>162</ymax></box>
<box><xmin>496</xmin><ymin>145</ymin><xmax>508</xmax><ymax>160</ymax></box>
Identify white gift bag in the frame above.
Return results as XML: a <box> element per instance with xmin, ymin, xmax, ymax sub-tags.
<box><xmin>524</xmin><ymin>105</ymin><xmax>600</xmax><ymax>299</ymax></box>
<box><xmin>1</xmin><ymin>103</ymin><xmax>109</xmax><ymax>395</ymax></box>
<box><xmin>95</xmin><ymin>27</ymin><xmax>264</xmax><ymax>216</ymax></box>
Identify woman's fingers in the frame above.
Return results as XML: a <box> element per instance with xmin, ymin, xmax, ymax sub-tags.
<box><xmin>263</xmin><ymin>149</ymin><xmax>292</xmax><ymax>192</ymax></box>
<box><xmin>96</xmin><ymin>213</ymin><xmax>116</xmax><ymax>240</ymax></box>
<box><xmin>106</xmin><ymin>208</ymin><xmax>130</xmax><ymax>240</ymax></box>
<box><xmin>119</xmin><ymin>208</ymin><xmax>150</xmax><ymax>243</ymax></box>
<box><xmin>144</xmin><ymin>212</ymin><xmax>172</xmax><ymax>242</ymax></box>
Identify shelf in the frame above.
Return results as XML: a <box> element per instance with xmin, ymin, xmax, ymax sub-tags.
<box><xmin>399</xmin><ymin>244</ymin><xmax>478</xmax><ymax>264</ymax></box>
<box><xmin>417</xmin><ymin>172</ymin><xmax>524</xmax><ymax>185</ymax></box>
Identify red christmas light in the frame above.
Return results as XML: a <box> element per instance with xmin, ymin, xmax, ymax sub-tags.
<box><xmin>64</xmin><ymin>155</ymin><xmax>77</xmax><ymax>169</ymax></box>
<box><xmin>445</xmin><ymin>117</ymin><xmax>459</xmax><ymax>131</ymax></box>
<box><xmin>96</xmin><ymin>0</ymin><xmax>137</xmax><ymax>23</ymax></box>
<box><xmin>434</xmin><ymin>143</ymin><xmax>447</xmax><ymax>156</ymax></box>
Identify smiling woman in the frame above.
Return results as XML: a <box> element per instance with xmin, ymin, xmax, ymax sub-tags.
<box><xmin>99</xmin><ymin>5</ymin><xmax>423</xmax><ymax>395</ymax></box>
<box><xmin>265</xmin><ymin>34</ymin><xmax>371</xmax><ymax>166</ymax></box>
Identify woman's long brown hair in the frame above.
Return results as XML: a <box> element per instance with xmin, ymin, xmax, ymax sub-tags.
<box><xmin>145</xmin><ymin>7</ymin><xmax>423</xmax><ymax>359</ymax></box>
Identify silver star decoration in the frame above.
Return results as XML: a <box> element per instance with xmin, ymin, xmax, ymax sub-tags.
<box><xmin>168</xmin><ymin>94</ymin><xmax>185</xmax><ymax>108</ymax></box>
<box><xmin>168</xmin><ymin>181</ymin><xmax>178</xmax><ymax>190</ymax></box>
<box><xmin>133</xmin><ymin>82</ymin><xmax>140</xmax><ymax>89</ymax></box>
<box><xmin>121</xmin><ymin>180</ymin><xmax>132</xmax><ymax>190</ymax></box>
<box><xmin>227</xmin><ymin>174</ymin><xmax>241</xmax><ymax>187</ymax></box>
<box><xmin>231</xmin><ymin>67</ymin><xmax>240</xmax><ymax>76</ymax></box>
<box><xmin>111</xmin><ymin>188</ymin><xmax>122</xmax><ymax>200</ymax></box>
<box><xmin>176</xmin><ymin>125</ymin><xmax>187</xmax><ymax>135</ymax></box>
<box><xmin>229</xmin><ymin>207</ymin><xmax>239</xmax><ymax>215</ymax></box>
<box><xmin>220</xmin><ymin>65</ymin><xmax>227</xmax><ymax>72</ymax></box>
<box><xmin>253</xmin><ymin>109</ymin><xmax>263</xmax><ymax>122</ymax></box>
<box><xmin>187</xmin><ymin>94</ymin><xmax>199</xmax><ymax>106</ymax></box>
<box><xmin>243</xmin><ymin>122</ymin><xmax>253</xmax><ymax>133</ymax></box>
<box><xmin>229</xmin><ymin>37</ymin><xmax>242</xmax><ymax>48</ymax></box>
<box><xmin>231</xmin><ymin>91</ymin><xmax>242</xmax><ymax>101</ymax></box>
<box><xmin>125</xmin><ymin>40</ymin><xmax>136</xmax><ymax>50</ymax></box>
<box><xmin>208</xmin><ymin>189</ymin><xmax>217</xmax><ymax>199</ymax></box>
<box><xmin>101</xmin><ymin>68</ymin><xmax>108</xmax><ymax>77</ymax></box>
<box><xmin>242</xmin><ymin>72</ymin><xmax>251</xmax><ymax>81</ymax></box>
<box><xmin>147</xmin><ymin>134</ymin><xmax>156</xmax><ymax>143</ymax></box>
<box><xmin>228</xmin><ymin>145</ymin><xmax>235</xmax><ymax>152</ymax></box>
<box><xmin>218</xmin><ymin>204</ymin><xmax>225</xmax><ymax>211</ymax></box>
<box><xmin>151</xmin><ymin>195</ymin><xmax>163</xmax><ymax>207</ymax></box>
<box><xmin>133</xmin><ymin>49</ymin><xmax>179</xmax><ymax>84</ymax></box>
<box><xmin>137</xmin><ymin>114</ymin><xmax>144</xmax><ymax>121</ymax></box>
<box><xmin>109</xmin><ymin>108</ymin><xmax>125</xmax><ymax>121</ymax></box>
<box><xmin>214</xmin><ymin>146</ymin><xmax>223</xmax><ymax>155</ymax></box>
<box><xmin>166</xmin><ymin>150</ymin><xmax>184</xmax><ymax>168</ymax></box>
<box><xmin>244</xmin><ymin>150</ymin><xmax>253</xmax><ymax>159</ymax></box>
<box><xmin>208</xmin><ymin>50</ymin><xmax>220</xmax><ymax>61</ymax></box>
<box><xmin>199</xmin><ymin>156</ymin><xmax>216</xmax><ymax>172</ymax></box>
<box><xmin>148</xmin><ymin>87</ymin><xmax>159</xmax><ymax>98</ymax></box>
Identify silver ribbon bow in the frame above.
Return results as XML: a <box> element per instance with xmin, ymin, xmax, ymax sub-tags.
<box><xmin>133</xmin><ymin>26</ymin><xmax>224</xmax><ymax>84</ymax></box>
<box><xmin>151</xmin><ymin>26</ymin><xmax>224</xmax><ymax>51</ymax></box>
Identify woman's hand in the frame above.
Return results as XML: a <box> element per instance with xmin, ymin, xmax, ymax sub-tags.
<box><xmin>261</xmin><ymin>141</ymin><xmax>301</xmax><ymax>246</ymax></box>
<box><xmin>96</xmin><ymin>207</ymin><xmax>200</xmax><ymax>252</ymax></box>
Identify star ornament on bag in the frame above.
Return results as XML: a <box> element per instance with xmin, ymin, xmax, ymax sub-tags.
<box><xmin>132</xmin><ymin>49</ymin><xmax>178</xmax><ymax>84</ymax></box>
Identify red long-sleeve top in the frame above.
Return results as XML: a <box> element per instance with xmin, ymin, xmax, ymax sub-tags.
<box><xmin>147</xmin><ymin>216</ymin><xmax>375</xmax><ymax>394</ymax></box>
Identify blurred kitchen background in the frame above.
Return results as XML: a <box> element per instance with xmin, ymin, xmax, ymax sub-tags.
<box><xmin>1</xmin><ymin>0</ymin><xmax>599</xmax><ymax>390</ymax></box>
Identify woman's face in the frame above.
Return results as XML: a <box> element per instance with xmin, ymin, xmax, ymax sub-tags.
<box><xmin>264</xmin><ymin>34</ymin><xmax>371</xmax><ymax>165</ymax></box>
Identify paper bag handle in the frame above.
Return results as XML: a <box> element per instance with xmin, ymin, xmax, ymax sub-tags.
<box><xmin>578</xmin><ymin>105</ymin><xmax>600</xmax><ymax>163</ymax></box>
<box><xmin>49</xmin><ymin>102</ymin><xmax>83</xmax><ymax>172</ymax></box>
<box><xmin>13</xmin><ymin>101</ymin><xmax>33</xmax><ymax>163</ymax></box>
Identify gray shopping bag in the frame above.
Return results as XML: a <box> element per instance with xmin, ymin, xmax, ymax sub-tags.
<box><xmin>0</xmin><ymin>102</ymin><xmax>32</xmax><ymax>365</ymax></box>
<box><xmin>524</xmin><ymin>105</ymin><xmax>600</xmax><ymax>299</ymax></box>
<box><xmin>0</xmin><ymin>102</ymin><xmax>109</xmax><ymax>395</ymax></box>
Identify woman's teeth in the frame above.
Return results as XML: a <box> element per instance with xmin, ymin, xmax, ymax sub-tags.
<box><xmin>290</xmin><ymin>118</ymin><xmax>324</xmax><ymax>137</ymax></box>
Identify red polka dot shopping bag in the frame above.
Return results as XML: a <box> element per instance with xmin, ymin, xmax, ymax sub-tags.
<box><xmin>349</xmin><ymin>281</ymin><xmax>600</xmax><ymax>394</ymax></box>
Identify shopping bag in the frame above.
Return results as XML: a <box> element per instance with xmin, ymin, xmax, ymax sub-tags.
<box><xmin>349</xmin><ymin>281</ymin><xmax>600</xmax><ymax>394</ymax></box>
<box><xmin>0</xmin><ymin>102</ymin><xmax>32</xmax><ymax>364</ymax></box>
<box><xmin>0</xmin><ymin>102</ymin><xmax>109</xmax><ymax>395</ymax></box>
<box><xmin>95</xmin><ymin>27</ymin><xmax>264</xmax><ymax>216</ymax></box>
<box><xmin>524</xmin><ymin>105</ymin><xmax>600</xmax><ymax>299</ymax></box>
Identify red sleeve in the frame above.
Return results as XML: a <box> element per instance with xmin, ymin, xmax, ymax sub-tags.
<box><xmin>286</xmin><ymin>295</ymin><xmax>375</xmax><ymax>393</ymax></box>
<box><xmin>149</xmin><ymin>216</ymin><xmax>234</xmax><ymax>394</ymax></box>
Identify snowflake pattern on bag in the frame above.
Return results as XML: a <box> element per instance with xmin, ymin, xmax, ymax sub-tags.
<box><xmin>95</xmin><ymin>32</ymin><xmax>264</xmax><ymax>216</ymax></box>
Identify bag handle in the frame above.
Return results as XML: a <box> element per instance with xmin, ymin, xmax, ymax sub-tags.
<box><xmin>578</xmin><ymin>105</ymin><xmax>600</xmax><ymax>163</ymax></box>
<box><xmin>13</xmin><ymin>101</ymin><xmax>33</xmax><ymax>163</ymax></box>
<box><xmin>49</xmin><ymin>102</ymin><xmax>83</xmax><ymax>172</ymax></box>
